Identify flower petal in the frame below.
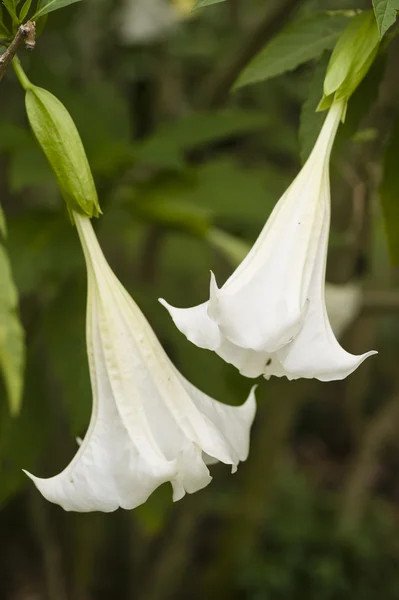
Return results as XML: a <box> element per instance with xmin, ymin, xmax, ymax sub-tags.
<box><xmin>177</xmin><ymin>374</ymin><xmax>256</xmax><ymax>465</ymax></box>
<box><xmin>273</xmin><ymin>195</ymin><xmax>376</xmax><ymax>381</ymax></box>
<box><xmin>25</xmin><ymin>281</ymin><xmax>177</xmax><ymax>513</ymax></box>
<box><xmin>159</xmin><ymin>298</ymin><xmax>221</xmax><ymax>351</ymax></box>
<box><xmin>172</xmin><ymin>441</ymin><xmax>212</xmax><ymax>501</ymax></box>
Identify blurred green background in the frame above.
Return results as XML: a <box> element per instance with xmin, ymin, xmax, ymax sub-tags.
<box><xmin>2</xmin><ymin>0</ymin><xmax>399</xmax><ymax>598</ymax></box>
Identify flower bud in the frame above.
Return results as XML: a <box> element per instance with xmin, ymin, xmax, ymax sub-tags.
<box><xmin>25</xmin><ymin>85</ymin><xmax>101</xmax><ymax>218</ymax></box>
<box><xmin>318</xmin><ymin>11</ymin><xmax>380</xmax><ymax>114</ymax></box>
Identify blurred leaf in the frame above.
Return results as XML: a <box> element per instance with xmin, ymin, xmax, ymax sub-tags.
<box><xmin>207</xmin><ymin>228</ymin><xmax>249</xmax><ymax>266</ymax></box>
<box><xmin>373</xmin><ymin>0</ymin><xmax>399</xmax><ymax>38</ymax></box>
<box><xmin>0</xmin><ymin>341</ymin><xmax>49</xmax><ymax>506</ymax></box>
<box><xmin>0</xmin><ymin>245</ymin><xmax>25</xmax><ymax>415</ymax></box>
<box><xmin>174</xmin><ymin>159</ymin><xmax>284</xmax><ymax>224</ymax></box>
<box><xmin>137</xmin><ymin>198</ymin><xmax>211</xmax><ymax>236</ymax></box>
<box><xmin>19</xmin><ymin>0</ymin><xmax>33</xmax><ymax>20</ymax></box>
<box><xmin>9</xmin><ymin>146</ymin><xmax>55</xmax><ymax>192</ymax></box>
<box><xmin>2</xmin><ymin>0</ymin><xmax>18</xmax><ymax>20</ymax></box>
<box><xmin>0</xmin><ymin>5</ymin><xmax>9</xmax><ymax>37</ymax></box>
<box><xmin>235</xmin><ymin>12</ymin><xmax>350</xmax><ymax>89</ymax></box>
<box><xmin>192</xmin><ymin>0</ymin><xmax>226</xmax><ymax>9</ymax></box>
<box><xmin>300</xmin><ymin>51</ymin><xmax>386</xmax><ymax>163</ymax></box>
<box><xmin>380</xmin><ymin>114</ymin><xmax>399</xmax><ymax>264</ymax></box>
<box><xmin>0</xmin><ymin>118</ymin><xmax>61</xmax><ymax>194</ymax></box>
<box><xmin>135</xmin><ymin>484</ymin><xmax>173</xmax><ymax>534</ymax></box>
<box><xmin>35</xmin><ymin>11</ymin><xmax>47</xmax><ymax>35</ymax></box>
<box><xmin>125</xmin><ymin>159</ymin><xmax>286</xmax><ymax>236</ymax></box>
<box><xmin>0</xmin><ymin>119</ymin><xmax>34</xmax><ymax>152</ymax></box>
<box><xmin>32</xmin><ymin>0</ymin><xmax>82</xmax><ymax>19</ymax></box>
<box><xmin>299</xmin><ymin>54</ymin><xmax>329</xmax><ymax>162</ymax></box>
<box><xmin>0</xmin><ymin>204</ymin><xmax>6</xmax><ymax>238</ymax></box>
<box><xmin>42</xmin><ymin>279</ymin><xmax>91</xmax><ymax>434</ymax></box>
<box><xmin>64</xmin><ymin>81</ymin><xmax>132</xmax><ymax>177</ymax></box>
<box><xmin>7</xmin><ymin>212</ymin><xmax>81</xmax><ymax>296</ymax></box>
<box><xmin>135</xmin><ymin>110</ymin><xmax>270</xmax><ymax>168</ymax></box>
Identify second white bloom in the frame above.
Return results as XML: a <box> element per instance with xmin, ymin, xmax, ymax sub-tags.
<box><xmin>25</xmin><ymin>214</ymin><xmax>256</xmax><ymax>512</ymax></box>
<box><xmin>161</xmin><ymin>100</ymin><xmax>376</xmax><ymax>382</ymax></box>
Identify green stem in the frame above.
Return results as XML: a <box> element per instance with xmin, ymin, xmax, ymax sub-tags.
<box><xmin>12</xmin><ymin>55</ymin><xmax>32</xmax><ymax>90</ymax></box>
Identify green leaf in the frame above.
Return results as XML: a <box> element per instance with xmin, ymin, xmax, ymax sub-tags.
<box><xmin>207</xmin><ymin>228</ymin><xmax>250</xmax><ymax>266</ymax></box>
<box><xmin>0</xmin><ymin>204</ymin><xmax>6</xmax><ymax>238</ymax></box>
<box><xmin>0</xmin><ymin>344</ymin><xmax>49</xmax><ymax>506</ymax></box>
<box><xmin>2</xmin><ymin>0</ymin><xmax>18</xmax><ymax>20</ymax></box>
<box><xmin>135</xmin><ymin>110</ymin><xmax>270</xmax><ymax>169</ymax></box>
<box><xmin>32</xmin><ymin>0</ymin><xmax>81</xmax><ymax>19</ymax></box>
<box><xmin>128</xmin><ymin>159</ymin><xmax>287</xmax><ymax>230</ymax></box>
<box><xmin>42</xmin><ymin>279</ymin><xmax>91</xmax><ymax>434</ymax></box>
<box><xmin>0</xmin><ymin>5</ymin><xmax>10</xmax><ymax>37</ymax></box>
<box><xmin>192</xmin><ymin>0</ymin><xmax>226</xmax><ymax>10</ymax></box>
<box><xmin>234</xmin><ymin>12</ymin><xmax>350</xmax><ymax>89</ymax></box>
<box><xmin>322</xmin><ymin>11</ymin><xmax>380</xmax><ymax>103</ymax></box>
<box><xmin>0</xmin><ymin>245</ymin><xmax>25</xmax><ymax>415</ymax></box>
<box><xmin>373</xmin><ymin>0</ymin><xmax>399</xmax><ymax>38</ymax></box>
<box><xmin>380</xmin><ymin>114</ymin><xmax>399</xmax><ymax>264</ymax></box>
<box><xmin>299</xmin><ymin>55</ymin><xmax>330</xmax><ymax>163</ymax></box>
<box><xmin>7</xmin><ymin>212</ymin><xmax>81</xmax><ymax>296</ymax></box>
<box><xmin>19</xmin><ymin>0</ymin><xmax>33</xmax><ymax>21</ymax></box>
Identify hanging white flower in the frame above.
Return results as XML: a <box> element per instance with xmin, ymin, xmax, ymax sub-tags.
<box><xmin>118</xmin><ymin>0</ymin><xmax>178</xmax><ymax>45</ymax></box>
<box><xmin>24</xmin><ymin>214</ymin><xmax>256</xmax><ymax>513</ymax></box>
<box><xmin>161</xmin><ymin>100</ymin><xmax>376</xmax><ymax>382</ymax></box>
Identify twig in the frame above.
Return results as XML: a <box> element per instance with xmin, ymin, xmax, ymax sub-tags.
<box><xmin>339</xmin><ymin>396</ymin><xmax>399</xmax><ymax>534</ymax></box>
<box><xmin>0</xmin><ymin>21</ymin><xmax>36</xmax><ymax>84</ymax></box>
<box><xmin>199</xmin><ymin>0</ymin><xmax>301</xmax><ymax>108</ymax></box>
<box><xmin>138</xmin><ymin>495</ymin><xmax>202</xmax><ymax>600</ymax></box>
<box><xmin>29</xmin><ymin>489</ymin><xmax>69</xmax><ymax>600</ymax></box>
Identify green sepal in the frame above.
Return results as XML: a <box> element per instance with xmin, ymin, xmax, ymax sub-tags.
<box><xmin>321</xmin><ymin>10</ymin><xmax>380</xmax><ymax>107</ymax></box>
<box><xmin>25</xmin><ymin>86</ymin><xmax>101</xmax><ymax>218</ymax></box>
<box><xmin>316</xmin><ymin>93</ymin><xmax>334</xmax><ymax>112</ymax></box>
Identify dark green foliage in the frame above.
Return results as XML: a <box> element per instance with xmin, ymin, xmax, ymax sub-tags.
<box><xmin>238</xmin><ymin>471</ymin><xmax>399</xmax><ymax>600</ymax></box>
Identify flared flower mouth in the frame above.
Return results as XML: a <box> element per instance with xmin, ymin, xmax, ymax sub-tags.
<box><xmin>24</xmin><ymin>213</ymin><xmax>256</xmax><ymax>513</ymax></box>
<box><xmin>161</xmin><ymin>100</ymin><xmax>376</xmax><ymax>382</ymax></box>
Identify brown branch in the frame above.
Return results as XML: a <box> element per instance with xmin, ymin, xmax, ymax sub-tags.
<box><xmin>138</xmin><ymin>495</ymin><xmax>202</xmax><ymax>600</ymax></box>
<box><xmin>199</xmin><ymin>0</ymin><xmax>302</xmax><ymax>109</ymax></box>
<box><xmin>0</xmin><ymin>21</ymin><xmax>35</xmax><ymax>84</ymax></box>
<box><xmin>339</xmin><ymin>396</ymin><xmax>399</xmax><ymax>534</ymax></box>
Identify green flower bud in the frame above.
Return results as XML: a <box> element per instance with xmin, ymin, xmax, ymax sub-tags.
<box><xmin>318</xmin><ymin>10</ymin><xmax>380</xmax><ymax>114</ymax></box>
<box><xmin>12</xmin><ymin>58</ymin><xmax>101</xmax><ymax>218</ymax></box>
<box><xmin>25</xmin><ymin>86</ymin><xmax>101</xmax><ymax>218</ymax></box>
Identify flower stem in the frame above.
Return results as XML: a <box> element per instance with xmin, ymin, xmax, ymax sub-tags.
<box><xmin>12</xmin><ymin>55</ymin><xmax>32</xmax><ymax>90</ymax></box>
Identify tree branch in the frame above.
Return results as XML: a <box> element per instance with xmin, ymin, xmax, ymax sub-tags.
<box><xmin>339</xmin><ymin>395</ymin><xmax>399</xmax><ymax>534</ymax></box>
<box><xmin>199</xmin><ymin>0</ymin><xmax>302</xmax><ymax>109</ymax></box>
<box><xmin>0</xmin><ymin>21</ymin><xmax>35</xmax><ymax>84</ymax></box>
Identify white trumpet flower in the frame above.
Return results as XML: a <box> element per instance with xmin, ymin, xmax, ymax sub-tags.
<box><xmin>118</xmin><ymin>0</ymin><xmax>178</xmax><ymax>44</ymax></box>
<box><xmin>161</xmin><ymin>100</ymin><xmax>376</xmax><ymax>382</ymax></box>
<box><xmin>25</xmin><ymin>214</ymin><xmax>256</xmax><ymax>512</ymax></box>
